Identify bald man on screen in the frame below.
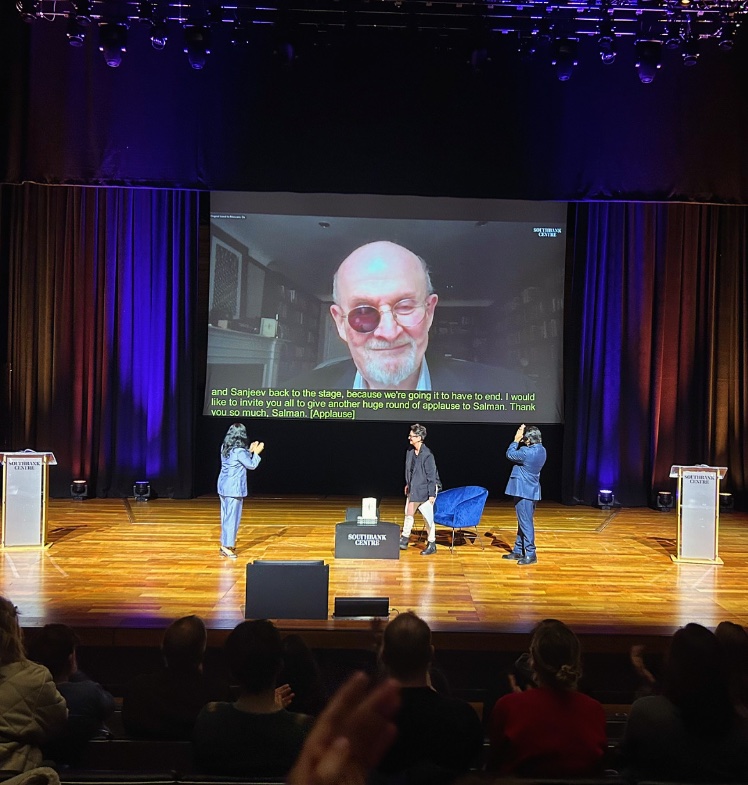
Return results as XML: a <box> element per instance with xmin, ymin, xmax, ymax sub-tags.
<box><xmin>289</xmin><ymin>241</ymin><xmax>534</xmax><ymax>393</ymax></box>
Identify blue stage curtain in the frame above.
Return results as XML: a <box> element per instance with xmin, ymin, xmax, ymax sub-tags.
<box><xmin>2</xmin><ymin>184</ymin><xmax>199</xmax><ymax>498</ymax></box>
<box><xmin>564</xmin><ymin>202</ymin><xmax>748</xmax><ymax>507</ymax></box>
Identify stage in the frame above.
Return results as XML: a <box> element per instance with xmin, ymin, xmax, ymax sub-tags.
<box><xmin>2</xmin><ymin>495</ymin><xmax>747</xmax><ymax>655</ymax></box>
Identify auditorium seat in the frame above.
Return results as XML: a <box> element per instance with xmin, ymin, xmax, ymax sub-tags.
<box><xmin>69</xmin><ymin>739</ymin><xmax>195</xmax><ymax>775</ymax></box>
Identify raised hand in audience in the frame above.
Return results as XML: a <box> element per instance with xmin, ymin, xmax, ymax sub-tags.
<box><xmin>275</xmin><ymin>683</ymin><xmax>295</xmax><ymax>709</ymax></box>
<box><xmin>287</xmin><ymin>671</ymin><xmax>400</xmax><ymax>785</ymax></box>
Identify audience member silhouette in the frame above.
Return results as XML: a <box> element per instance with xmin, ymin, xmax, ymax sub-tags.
<box><xmin>375</xmin><ymin>611</ymin><xmax>483</xmax><ymax>783</ymax></box>
<box><xmin>122</xmin><ymin>614</ymin><xmax>230</xmax><ymax>740</ymax></box>
<box><xmin>28</xmin><ymin>623</ymin><xmax>115</xmax><ymax>765</ymax></box>
<box><xmin>0</xmin><ymin>597</ymin><xmax>67</xmax><ymax>772</ymax></box>
<box><xmin>486</xmin><ymin>618</ymin><xmax>606</xmax><ymax>777</ymax></box>
<box><xmin>279</xmin><ymin>633</ymin><xmax>327</xmax><ymax>717</ymax></box>
<box><xmin>622</xmin><ymin>622</ymin><xmax>748</xmax><ymax>782</ymax></box>
<box><xmin>716</xmin><ymin>620</ymin><xmax>748</xmax><ymax>719</ymax></box>
<box><xmin>192</xmin><ymin>619</ymin><xmax>312</xmax><ymax>777</ymax></box>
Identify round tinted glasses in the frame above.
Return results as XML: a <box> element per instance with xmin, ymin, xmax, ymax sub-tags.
<box><xmin>344</xmin><ymin>299</ymin><xmax>428</xmax><ymax>334</ymax></box>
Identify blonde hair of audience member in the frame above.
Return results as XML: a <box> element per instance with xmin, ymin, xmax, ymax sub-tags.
<box><xmin>0</xmin><ymin>596</ymin><xmax>25</xmax><ymax>665</ymax></box>
<box><xmin>529</xmin><ymin>618</ymin><xmax>583</xmax><ymax>691</ymax></box>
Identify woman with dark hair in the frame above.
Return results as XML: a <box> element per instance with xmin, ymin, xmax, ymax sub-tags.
<box><xmin>0</xmin><ymin>597</ymin><xmax>68</xmax><ymax>771</ymax></box>
<box><xmin>217</xmin><ymin>422</ymin><xmax>264</xmax><ymax>558</ymax></box>
<box><xmin>486</xmin><ymin>619</ymin><xmax>606</xmax><ymax>777</ymax></box>
<box><xmin>623</xmin><ymin>622</ymin><xmax>748</xmax><ymax>782</ymax></box>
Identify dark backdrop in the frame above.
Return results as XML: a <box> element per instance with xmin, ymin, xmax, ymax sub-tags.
<box><xmin>1</xmin><ymin>5</ymin><xmax>746</xmax><ymax>509</ymax></box>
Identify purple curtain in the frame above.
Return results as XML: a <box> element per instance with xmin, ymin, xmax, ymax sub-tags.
<box><xmin>2</xmin><ymin>184</ymin><xmax>199</xmax><ymax>498</ymax></box>
<box><xmin>564</xmin><ymin>203</ymin><xmax>748</xmax><ymax>507</ymax></box>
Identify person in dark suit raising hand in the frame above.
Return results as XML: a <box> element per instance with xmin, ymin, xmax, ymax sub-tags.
<box><xmin>503</xmin><ymin>424</ymin><xmax>546</xmax><ymax>565</ymax></box>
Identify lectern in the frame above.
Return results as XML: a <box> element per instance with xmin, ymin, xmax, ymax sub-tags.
<box><xmin>669</xmin><ymin>464</ymin><xmax>727</xmax><ymax>565</ymax></box>
<box><xmin>0</xmin><ymin>451</ymin><xmax>57</xmax><ymax>547</ymax></box>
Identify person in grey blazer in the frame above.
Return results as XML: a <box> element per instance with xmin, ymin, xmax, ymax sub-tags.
<box><xmin>503</xmin><ymin>424</ymin><xmax>546</xmax><ymax>565</ymax></box>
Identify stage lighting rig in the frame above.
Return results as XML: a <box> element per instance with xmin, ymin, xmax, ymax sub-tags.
<box><xmin>636</xmin><ymin>38</ymin><xmax>663</xmax><ymax>83</ymax></box>
<box><xmin>552</xmin><ymin>37</ymin><xmax>578</xmax><ymax>81</ymax></box>
<box><xmin>16</xmin><ymin>0</ymin><xmax>40</xmax><ymax>22</ymax></box>
<box><xmin>99</xmin><ymin>21</ymin><xmax>128</xmax><ymax>67</ymax></box>
<box><xmin>183</xmin><ymin>23</ymin><xmax>211</xmax><ymax>69</ymax></box>
<box><xmin>16</xmin><ymin>0</ymin><xmax>748</xmax><ymax>76</ymax></box>
<box><xmin>597</xmin><ymin>17</ymin><xmax>616</xmax><ymax>64</ymax></box>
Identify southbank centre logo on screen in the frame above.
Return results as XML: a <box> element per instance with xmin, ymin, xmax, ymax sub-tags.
<box><xmin>533</xmin><ymin>227</ymin><xmax>563</xmax><ymax>238</ymax></box>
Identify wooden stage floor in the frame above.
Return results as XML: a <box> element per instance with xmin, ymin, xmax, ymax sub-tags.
<box><xmin>2</xmin><ymin>495</ymin><xmax>747</xmax><ymax>650</ymax></box>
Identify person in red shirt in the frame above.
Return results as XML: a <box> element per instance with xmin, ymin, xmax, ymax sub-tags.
<box><xmin>487</xmin><ymin>618</ymin><xmax>607</xmax><ymax>778</ymax></box>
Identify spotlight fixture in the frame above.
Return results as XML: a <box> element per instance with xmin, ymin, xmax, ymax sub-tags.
<box><xmin>71</xmin><ymin>0</ymin><xmax>93</xmax><ymax>26</ymax></box>
<box><xmin>597</xmin><ymin>489</ymin><xmax>615</xmax><ymax>510</ymax></box>
<box><xmin>15</xmin><ymin>0</ymin><xmax>40</xmax><ymax>22</ymax></box>
<box><xmin>655</xmin><ymin>490</ymin><xmax>673</xmax><ymax>512</ymax></box>
<box><xmin>552</xmin><ymin>37</ymin><xmax>578</xmax><ymax>82</ymax></box>
<box><xmin>70</xmin><ymin>480</ymin><xmax>88</xmax><ymax>501</ymax></box>
<box><xmin>635</xmin><ymin>39</ymin><xmax>662</xmax><ymax>84</ymax></box>
<box><xmin>598</xmin><ymin>18</ymin><xmax>616</xmax><ymax>64</ymax></box>
<box><xmin>149</xmin><ymin>20</ymin><xmax>169</xmax><ymax>50</ymax></box>
<box><xmin>665</xmin><ymin>21</ymin><xmax>683</xmax><ymax>50</ymax></box>
<box><xmin>682</xmin><ymin>33</ymin><xmax>699</xmax><ymax>66</ymax></box>
<box><xmin>183</xmin><ymin>24</ymin><xmax>211</xmax><ymax>70</ymax></box>
<box><xmin>230</xmin><ymin>23</ymin><xmax>252</xmax><ymax>47</ymax></box>
<box><xmin>133</xmin><ymin>480</ymin><xmax>151</xmax><ymax>502</ymax></box>
<box><xmin>66</xmin><ymin>15</ymin><xmax>87</xmax><ymax>46</ymax></box>
<box><xmin>717</xmin><ymin>24</ymin><xmax>736</xmax><ymax>51</ymax></box>
<box><xmin>138</xmin><ymin>1</ymin><xmax>157</xmax><ymax>23</ymax></box>
<box><xmin>719</xmin><ymin>492</ymin><xmax>734</xmax><ymax>512</ymax></box>
<box><xmin>518</xmin><ymin>37</ymin><xmax>538</xmax><ymax>62</ymax></box>
<box><xmin>99</xmin><ymin>22</ymin><xmax>128</xmax><ymax>68</ymax></box>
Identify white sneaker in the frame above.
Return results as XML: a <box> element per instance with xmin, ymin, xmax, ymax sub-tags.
<box><xmin>220</xmin><ymin>545</ymin><xmax>237</xmax><ymax>559</ymax></box>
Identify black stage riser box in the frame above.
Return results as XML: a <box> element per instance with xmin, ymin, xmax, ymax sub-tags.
<box><xmin>245</xmin><ymin>560</ymin><xmax>329</xmax><ymax>620</ymax></box>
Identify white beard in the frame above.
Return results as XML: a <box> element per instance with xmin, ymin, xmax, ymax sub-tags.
<box><xmin>359</xmin><ymin>338</ymin><xmax>420</xmax><ymax>386</ymax></box>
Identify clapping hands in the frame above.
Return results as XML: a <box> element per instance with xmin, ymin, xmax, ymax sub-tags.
<box><xmin>249</xmin><ymin>441</ymin><xmax>265</xmax><ymax>455</ymax></box>
<box><xmin>514</xmin><ymin>424</ymin><xmax>526</xmax><ymax>443</ymax></box>
<box><xmin>287</xmin><ymin>672</ymin><xmax>400</xmax><ymax>785</ymax></box>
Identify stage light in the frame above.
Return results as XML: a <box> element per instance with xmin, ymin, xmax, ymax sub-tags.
<box><xmin>70</xmin><ymin>480</ymin><xmax>88</xmax><ymax>501</ymax></box>
<box><xmin>518</xmin><ymin>37</ymin><xmax>538</xmax><ymax>62</ymax></box>
<box><xmin>16</xmin><ymin>0</ymin><xmax>40</xmax><ymax>22</ymax></box>
<box><xmin>665</xmin><ymin>22</ymin><xmax>683</xmax><ymax>50</ymax></box>
<box><xmin>656</xmin><ymin>490</ymin><xmax>673</xmax><ymax>512</ymax></box>
<box><xmin>552</xmin><ymin>38</ymin><xmax>578</xmax><ymax>82</ymax></box>
<box><xmin>134</xmin><ymin>480</ymin><xmax>151</xmax><ymax>502</ymax></box>
<box><xmin>719</xmin><ymin>493</ymin><xmax>734</xmax><ymax>512</ymax></box>
<box><xmin>598</xmin><ymin>19</ymin><xmax>616</xmax><ymax>65</ymax></box>
<box><xmin>72</xmin><ymin>0</ymin><xmax>93</xmax><ymax>26</ymax></box>
<box><xmin>682</xmin><ymin>34</ymin><xmax>699</xmax><ymax>66</ymax></box>
<box><xmin>635</xmin><ymin>39</ymin><xmax>662</xmax><ymax>84</ymax></box>
<box><xmin>67</xmin><ymin>16</ymin><xmax>87</xmax><ymax>46</ymax></box>
<box><xmin>597</xmin><ymin>489</ymin><xmax>615</xmax><ymax>510</ymax></box>
<box><xmin>99</xmin><ymin>22</ymin><xmax>128</xmax><ymax>68</ymax></box>
<box><xmin>717</xmin><ymin>25</ymin><xmax>736</xmax><ymax>52</ymax></box>
<box><xmin>231</xmin><ymin>23</ymin><xmax>252</xmax><ymax>47</ymax></box>
<box><xmin>183</xmin><ymin>24</ymin><xmax>211</xmax><ymax>70</ymax></box>
<box><xmin>149</xmin><ymin>21</ymin><xmax>169</xmax><ymax>50</ymax></box>
<box><xmin>138</xmin><ymin>1</ymin><xmax>157</xmax><ymax>23</ymax></box>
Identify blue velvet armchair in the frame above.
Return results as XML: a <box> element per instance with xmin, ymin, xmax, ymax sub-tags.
<box><xmin>433</xmin><ymin>486</ymin><xmax>489</xmax><ymax>552</ymax></box>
